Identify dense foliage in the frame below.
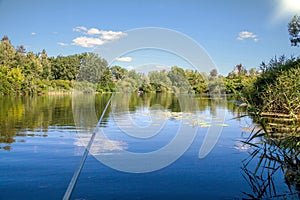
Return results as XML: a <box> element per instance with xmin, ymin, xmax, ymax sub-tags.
<box><xmin>1</xmin><ymin>36</ymin><xmax>245</xmax><ymax>95</ymax></box>
<box><xmin>243</xmin><ymin>56</ymin><xmax>300</xmax><ymax>115</ymax></box>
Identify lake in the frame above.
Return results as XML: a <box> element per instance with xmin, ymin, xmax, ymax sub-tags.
<box><xmin>0</xmin><ymin>93</ymin><xmax>296</xmax><ymax>199</ymax></box>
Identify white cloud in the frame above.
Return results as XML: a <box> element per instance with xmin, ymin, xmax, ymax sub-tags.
<box><xmin>87</xmin><ymin>28</ymin><xmax>102</xmax><ymax>35</ymax></box>
<box><xmin>58</xmin><ymin>42</ymin><xmax>69</xmax><ymax>46</ymax></box>
<box><xmin>73</xmin><ymin>26</ymin><xmax>88</xmax><ymax>32</ymax></box>
<box><xmin>237</xmin><ymin>31</ymin><xmax>258</xmax><ymax>42</ymax></box>
<box><xmin>31</xmin><ymin>32</ymin><xmax>36</xmax><ymax>36</ymax></box>
<box><xmin>86</xmin><ymin>28</ymin><xmax>127</xmax><ymax>40</ymax></box>
<box><xmin>116</xmin><ymin>56</ymin><xmax>132</xmax><ymax>62</ymax></box>
<box><xmin>72</xmin><ymin>36</ymin><xmax>105</xmax><ymax>48</ymax></box>
<box><xmin>99</xmin><ymin>30</ymin><xmax>127</xmax><ymax>41</ymax></box>
<box><xmin>72</xmin><ymin>26</ymin><xmax>127</xmax><ymax>48</ymax></box>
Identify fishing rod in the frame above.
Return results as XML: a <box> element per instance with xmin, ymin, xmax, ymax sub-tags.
<box><xmin>62</xmin><ymin>95</ymin><xmax>113</xmax><ymax>200</ymax></box>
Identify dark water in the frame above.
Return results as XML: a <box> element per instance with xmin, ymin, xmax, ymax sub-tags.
<box><xmin>0</xmin><ymin>94</ymin><xmax>293</xmax><ymax>199</ymax></box>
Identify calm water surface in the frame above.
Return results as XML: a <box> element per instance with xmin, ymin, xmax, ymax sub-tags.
<box><xmin>0</xmin><ymin>94</ymin><xmax>292</xmax><ymax>199</ymax></box>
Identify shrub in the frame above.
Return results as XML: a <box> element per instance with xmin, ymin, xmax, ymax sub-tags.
<box><xmin>244</xmin><ymin>57</ymin><xmax>300</xmax><ymax>115</ymax></box>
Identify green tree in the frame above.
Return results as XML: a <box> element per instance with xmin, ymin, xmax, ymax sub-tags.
<box><xmin>209</xmin><ymin>69</ymin><xmax>218</xmax><ymax>78</ymax></box>
<box><xmin>15</xmin><ymin>45</ymin><xmax>27</xmax><ymax>68</ymax></box>
<box><xmin>39</xmin><ymin>49</ymin><xmax>52</xmax><ymax>80</ymax></box>
<box><xmin>0</xmin><ymin>36</ymin><xmax>16</xmax><ymax>68</ymax></box>
<box><xmin>16</xmin><ymin>45</ymin><xmax>26</xmax><ymax>56</ymax></box>
<box><xmin>77</xmin><ymin>52</ymin><xmax>108</xmax><ymax>83</ymax></box>
<box><xmin>249</xmin><ymin>68</ymin><xmax>259</xmax><ymax>77</ymax></box>
<box><xmin>0</xmin><ymin>66</ymin><xmax>12</xmax><ymax>94</ymax></box>
<box><xmin>168</xmin><ymin>66</ymin><xmax>190</xmax><ymax>92</ymax></box>
<box><xmin>208</xmin><ymin>78</ymin><xmax>225</xmax><ymax>96</ymax></box>
<box><xmin>185</xmin><ymin>69</ymin><xmax>208</xmax><ymax>93</ymax></box>
<box><xmin>51</xmin><ymin>54</ymin><xmax>81</xmax><ymax>80</ymax></box>
<box><xmin>0</xmin><ymin>66</ymin><xmax>24</xmax><ymax>95</ymax></box>
<box><xmin>7</xmin><ymin>67</ymin><xmax>24</xmax><ymax>93</ymax></box>
<box><xmin>288</xmin><ymin>15</ymin><xmax>300</xmax><ymax>46</ymax></box>
<box><xmin>128</xmin><ymin>70</ymin><xmax>141</xmax><ymax>84</ymax></box>
<box><xmin>127</xmin><ymin>70</ymin><xmax>142</xmax><ymax>87</ymax></box>
<box><xmin>223</xmin><ymin>64</ymin><xmax>250</xmax><ymax>94</ymax></box>
<box><xmin>140</xmin><ymin>74</ymin><xmax>152</xmax><ymax>93</ymax></box>
<box><xmin>111</xmin><ymin>65</ymin><xmax>127</xmax><ymax>80</ymax></box>
<box><xmin>149</xmin><ymin>70</ymin><xmax>172</xmax><ymax>92</ymax></box>
<box><xmin>236</xmin><ymin>63</ymin><xmax>247</xmax><ymax>75</ymax></box>
<box><xmin>98</xmin><ymin>66</ymin><xmax>114</xmax><ymax>92</ymax></box>
<box><xmin>22</xmin><ymin>52</ymin><xmax>43</xmax><ymax>77</ymax></box>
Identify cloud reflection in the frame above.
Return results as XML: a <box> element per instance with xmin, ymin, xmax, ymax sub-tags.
<box><xmin>74</xmin><ymin>131</ymin><xmax>127</xmax><ymax>155</ymax></box>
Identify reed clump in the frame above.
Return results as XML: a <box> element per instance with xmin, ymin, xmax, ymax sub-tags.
<box><xmin>243</xmin><ymin>56</ymin><xmax>300</xmax><ymax>117</ymax></box>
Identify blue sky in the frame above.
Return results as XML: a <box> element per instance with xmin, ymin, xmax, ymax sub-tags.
<box><xmin>0</xmin><ymin>0</ymin><xmax>299</xmax><ymax>75</ymax></box>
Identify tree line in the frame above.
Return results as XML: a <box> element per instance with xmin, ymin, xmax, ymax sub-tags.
<box><xmin>0</xmin><ymin>35</ymin><xmax>262</xmax><ymax>95</ymax></box>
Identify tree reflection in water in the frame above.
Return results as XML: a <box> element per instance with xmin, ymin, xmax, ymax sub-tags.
<box><xmin>241</xmin><ymin>112</ymin><xmax>300</xmax><ymax>199</ymax></box>
<box><xmin>0</xmin><ymin>93</ymin><xmax>223</xmax><ymax>151</ymax></box>
<box><xmin>0</xmin><ymin>95</ymin><xmax>75</xmax><ymax>150</ymax></box>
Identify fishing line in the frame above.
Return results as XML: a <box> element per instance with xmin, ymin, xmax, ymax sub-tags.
<box><xmin>62</xmin><ymin>94</ymin><xmax>113</xmax><ymax>200</ymax></box>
